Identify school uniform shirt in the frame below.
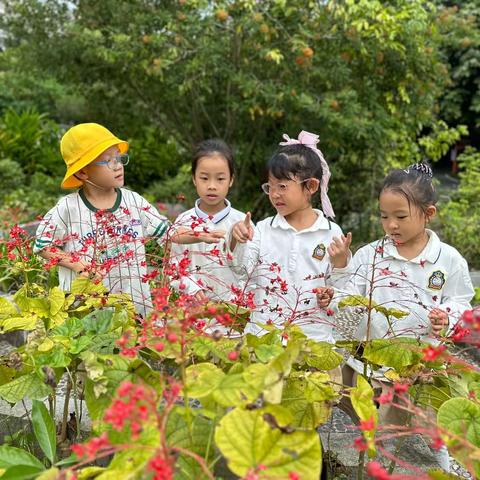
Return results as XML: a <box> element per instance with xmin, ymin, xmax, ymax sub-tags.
<box><xmin>170</xmin><ymin>199</ymin><xmax>246</xmax><ymax>301</ymax></box>
<box><xmin>227</xmin><ymin>209</ymin><xmax>344</xmax><ymax>343</ymax></box>
<box><xmin>328</xmin><ymin>230</ymin><xmax>474</xmax><ymax>342</ymax></box>
<box><xmin>34</xmin><ymin>188</ymin><xmax>169</xmax><ymax>317</ymax></box>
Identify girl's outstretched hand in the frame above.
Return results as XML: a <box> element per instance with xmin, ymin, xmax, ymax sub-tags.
<box><xmin>327</xmin><ymin>232</ymin><xmax>352</xmax><ymax>268</ymax></box>
<box><xmin>429</xmin><ymin>307</ymin><xmax>449</xmax><ymax>335</ymax></box>
<box><xmin>315</xmin><ymin>287</ymin><xmax>334</xmax><ymax>308</ymax></box>
<box><xmin>230</xmin><ymin>212</ymin><xmax>254</xmax><ymax>251</ymax></box>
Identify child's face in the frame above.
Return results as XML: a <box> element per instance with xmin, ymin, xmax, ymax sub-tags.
<box><xmin>266</xmin><ymin>174</ymin><xmax>316</xmax><ymax>218</ymax></box>
<box><xmin>193</xmin><ymin>154</ymin><xmax>233</xmax><ymax>214</ymax></box>
<box><xmin>379</xmin><ymin>190</ymin><xmax>435</xmax><ymax>247</ymax></box>
<box><xmin>82</xmin><ymin>146</ymin><xmax>125</xmax><ymax>189</ymax></box>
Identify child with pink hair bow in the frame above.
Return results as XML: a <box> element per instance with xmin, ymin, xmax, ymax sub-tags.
<box><xmin>227</xmin><ymin>130</ymin><xmax>350</xmax><ymax>343</ymax></box>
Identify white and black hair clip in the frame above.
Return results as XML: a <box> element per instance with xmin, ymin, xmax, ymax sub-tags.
<box><xmin>406</xmin><ymin>163</ymin><xmax>433</xmax><ymax>178</ymax></box>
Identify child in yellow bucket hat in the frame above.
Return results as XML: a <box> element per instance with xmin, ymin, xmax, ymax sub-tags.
<box><xmin>34</xmin><ymin>123</ymin><xmax>224</xmax><ymax>317</ymax></box>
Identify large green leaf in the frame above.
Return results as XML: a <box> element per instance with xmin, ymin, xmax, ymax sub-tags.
<box><xmin>363</xmin><ymin>338</ymin><xmax>423</xmax><ymax>370</ymax></box>
<box><xmin>215</xmin><ymin>408</ymin><xmax>321</xmax><ymax>479</ymax></box>
<box><xmin>0</xmin><ymin>445</ymin><xmax>45</xmax><ymax>471</ymax></box>
<box><xmin>437</xmin><ymin>398</ymin><xmax>480</xmax><ymax>477</ymax></box>
<box><xmin>0</xmin><ymin>373</ymin><xmax>52</xmax><ymax>403</ymax></box>
<box><xmin>32</xmin><ymin>400</ymin><xmax>56</xmax><ymax>464</ymax></box>
<box><xmin>338</xmin><ymin>295</ymin><xmax>408</xmax><ymax>320</ymax></box>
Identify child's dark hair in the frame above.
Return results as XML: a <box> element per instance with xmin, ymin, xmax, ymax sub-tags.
<box><xmin>267</xmin><ymin>144</ymin><xmax>323</xmax><ymax>185</ymax></box>
<box><xmin>380</xmin><ymin>162</ymin><xmax>437</xmax><ymax>213</ymax></box>
<box><xmin>192</xmin><ymin>139</ymin><xmax>235</xmax><ymax>177</ymax></box>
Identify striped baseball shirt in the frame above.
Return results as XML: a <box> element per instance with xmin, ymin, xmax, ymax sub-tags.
<box><xmin>34</xmin><ymin>188</ymin><xmax>169</xmax><ymax>317</ymax></box>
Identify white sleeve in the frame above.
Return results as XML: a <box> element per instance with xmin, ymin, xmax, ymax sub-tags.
<box><xmin>440</xmin><ymin>258</ymin><xmax>474</xmax><ymax>327</ymax></box>
<box><xmin>225</xmin><ymin>223</ymin><xmax>261</xmax><ymax>277</ymax></box>
<box><xmin>138</xmin><ymin>196</ymin><xmax>170</xmax><ymax>243</ymax></box>
<box><xmin>34</xmin><ymin>203</ymin><xmax>68</xmax><ymax>253</ymax></box>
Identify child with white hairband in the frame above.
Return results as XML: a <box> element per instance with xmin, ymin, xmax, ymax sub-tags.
<box><xmin>228</xmin><ymin>130</ymin><xmax>349</xmax><ymax>343</ymax></box>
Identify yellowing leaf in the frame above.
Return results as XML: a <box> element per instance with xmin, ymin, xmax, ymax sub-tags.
<box><xmin>215</xmin><ymin>408</ymin><xmax>321</xmax><ymax>479</ymax></box>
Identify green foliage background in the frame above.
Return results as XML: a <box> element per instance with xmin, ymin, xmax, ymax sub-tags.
<box><xmin>0</xmin><ymin>0</ymin><xmax>479</xmax><ymax>262</ymax></box>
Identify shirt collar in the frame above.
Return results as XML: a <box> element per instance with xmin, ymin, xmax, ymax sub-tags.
<box><xmin>271</xmin><ymin>209</ymin><xmax>331</xmax><ymax>232</ymax></box>
<box><xmin>194</xmin><ymin>198</ymin><xmax>231</xmax><ymax>224</ymax></box>
<box><xmin>382</xmin><ymin>229</ymin><xmax>442</xmax><ymax>264</ymax></box>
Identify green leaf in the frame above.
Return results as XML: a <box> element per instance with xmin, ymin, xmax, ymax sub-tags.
<box><xmin>437</xmin><ymin>398</ymin><xmax>480</xmax><ymax>477</ymax></box>
<box><xmin>1</xmin><ymin>464</ymin><xmax>46</xmax><ymax>479</ymax></box>
<box><xmin>0</xmin><ymin>373</ymin><xmax>52</xmax><ymax>403</ymax></box>
<box><xmin>82</xmin><ymin>309</ymin><xmax>113</xmax><ymax>334</ymax></box>
<box><xmin>350</xmin><ymin>375</ymin><xmax>378</xmax><ymax>456</ymax></box>
<box><xmin>166</xmin><ymin>410</ymin><xmax>214</xmax><ymax>479</ymax></box>
<box><xmin>304</xmin><ymin>341</ymin><xmax>343</xmax><ymax>371</ymax></box>
<box><xmin>0</xmin><ymin>297</ymin><xmax>18</xmax><ymax>317</ymax></box>
<box><xmin>363</xmin><ymin>338</ymin><xmax>424</xmax><ymax>370</ymax></box>
<box><xmin>35</xmin><ymin>468</ymin><xmax>60</xmax><ymax>480</ymax></box>
<box><xmin>281</xmin><ymin>376</ymin><xmax>332</xmax><ymax>429</ymax></box>
<box><xmin>215</xmin><ymin>408</ymin><xmax>321</xmax><ymax>479</ymax></box>
<box><xmin>185</xmin><ymin>363</ymin><xmax>225</xmax><ymax>398</ymax></box>
<box><xmin>338</xmin><ymin>295</ymin><xmax>408</xmax><ymax>319</ymax></box>
<box><xmin>212</xmin><ymin>373</ymin><xmax>260</xmax><ymax>407</ymax></box>
<box><xmin>254</xmin><ymin>343</ymin><xmax>284</xmax><ymax>363</ymax></box>
<box><xmin>0</xmin><ymin>445</ymin><xmax>45</xmax><ymax>470</ymax></box>
<box><xmin>31</xmin><ymin>400</ymin><xmax>56</xmax><ymax>464</ymax></box>
<box><xmin>70</xmin><ymin>277</ymin><xmax>107</xmax><ymax>295</ymax></box>
<box><xmin>0</xmin><ymin>314</ymin><xmax>38</xmax><ymax>333</ymax></box>
<box><xmin>48</xmin><ymin>287</ymin><xmax>65</xmax><ymax>317</ymax></box>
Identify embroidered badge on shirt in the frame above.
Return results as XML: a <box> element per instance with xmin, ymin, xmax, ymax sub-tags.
<box><xmin>428</xmin><ymin>270</ymin><xmax>445</xmax><ymax>290</ymax></box>
<box><xmin>312</xmin><ymin>243</ymin><xmax>326</xmax><ymax>261</ymax></box>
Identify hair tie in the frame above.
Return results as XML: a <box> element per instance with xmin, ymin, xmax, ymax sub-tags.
<box><xmin>279</xmin><ymin>130</ymin><xmax>335</xmax><ymax>218</ymax></box>
<box><xmin>405</xmin><ymin>163</ymin><xmax>433</xmax><ymax>178</ymax></box>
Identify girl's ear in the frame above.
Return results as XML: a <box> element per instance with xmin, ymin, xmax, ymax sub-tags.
<box><xmin>306</xmin><ymin>177</ymin><xmax>320</xmax><ymax>195</ymax></box>
<box><xmin>425</xmin><ymin>205</ymin><xmax>437</xmax><ymax>223</ymax></box>
<box><xmin>229</xmin><ymin>174</ymin><xmax>235</xmax><ymax>188</ymax></box>
<box><xmin>192</xmin><ymin>174</ymin><xmax>197</xmax><ymax>187</ymax></box>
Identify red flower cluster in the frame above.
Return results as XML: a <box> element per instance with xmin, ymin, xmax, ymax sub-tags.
<box><xmin>103</xmin><ymin>381</ymin><xmax>155</xmax><ymax>439</ymax></box>
<box><xmin>71</xmin><ymin>432</ymin><xmax>110</xmax><ymax>460</ymax></box>
<box><xmin>148</xmin><ymin>454</ymin><xmax>174</xmax><ymax>480</ymax></box>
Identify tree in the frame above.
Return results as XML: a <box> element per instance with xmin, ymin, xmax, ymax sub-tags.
<box><xmin>1</xmin><ymin>0</ymin><xmax>451</xmax><ymax>236</ymax></box>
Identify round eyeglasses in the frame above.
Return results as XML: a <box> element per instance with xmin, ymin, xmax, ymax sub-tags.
<box><xmin>93</xmin><ymin>153</ymin><xmax>129</xmax><ymax>170</ymax></box>
<box><xmin>261</xmin><ymin>178</ymin><xmax>310</xmax><ymax>195</ymax></box>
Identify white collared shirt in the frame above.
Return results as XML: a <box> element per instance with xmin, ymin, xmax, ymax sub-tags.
<box><xmin>228</xmin><ymin>209</ymin><xmax>344</xmax><ymax>343</ymax></box>
<box><xmin>328</xmin><ymin>230</ymin><xmax>474</xmax><ymax>342</ymax></box>
<box><xmin>171</xmin><ymin>200</ymin><xmax>246</xmax><ymax>301</ymax></box>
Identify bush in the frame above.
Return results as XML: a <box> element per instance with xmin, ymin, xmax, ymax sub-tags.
<box><xmin>439</xmin><ymin>147</ymin><xmax>480</xmax><ymax>269</ymax></box>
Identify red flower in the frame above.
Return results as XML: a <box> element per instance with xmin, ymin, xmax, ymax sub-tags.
<box><xmin>228</xmin><ymin>351</ymin><xmax>239</xmax><ymax>361</ymax></box>
<box><xmin>431</xmin><ymin>436</ymin><xmax>444</xmax><ymax>450</ymax></box>
<box><xmin>289</xmin><ymin>473</ymin><xmax>300</xmax><ymax>480</ymax></box>
<box><xmin>353</xmin><ymin>436</ymin><xmax>368</xmax><ymax>451</ymax></box>
<box><xmin>366</xmin><ymin>461</ymin><xmax>391</xmax><ymax>479</ymax></box>
<box><xmin>393</xmin><ymin>383</ymin><xmax>409</xmax><ymax>394</ymax></box>
<box><xmin>377</xmin><ymin>389</ymin><xmax>393</xmax><ymax>405</ymax></box>
<box><xmin>360</xmin><ymin>416</ymin><xmax>375</xmax><ymax>431</ymax></box>
<box><xmin>422</xmin><ymin>345</ymin><xmax>446</xmax><ymax>362</ymax></box>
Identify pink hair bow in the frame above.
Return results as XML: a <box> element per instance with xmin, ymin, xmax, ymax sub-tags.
<box><xmin>279</xmin><ymin>130</ymin><xmax>335</xmax><ymax>218</ymax></box>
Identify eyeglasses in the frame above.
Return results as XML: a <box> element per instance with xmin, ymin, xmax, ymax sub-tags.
<box><xmin>93</xmin><ymin>153</ymin><xmax>129</xmax><ymax>170</ymax></box>
<box><xmin>261</xmin><ymin>178</ymin><xmax>310</xmax><ymax>195</ymax></box>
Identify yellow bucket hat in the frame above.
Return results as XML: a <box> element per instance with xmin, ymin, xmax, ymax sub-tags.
<box><xmin>60</xmin><ymin>123</ymin><xmax>128</xmax><ymax>189</ymax></box>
